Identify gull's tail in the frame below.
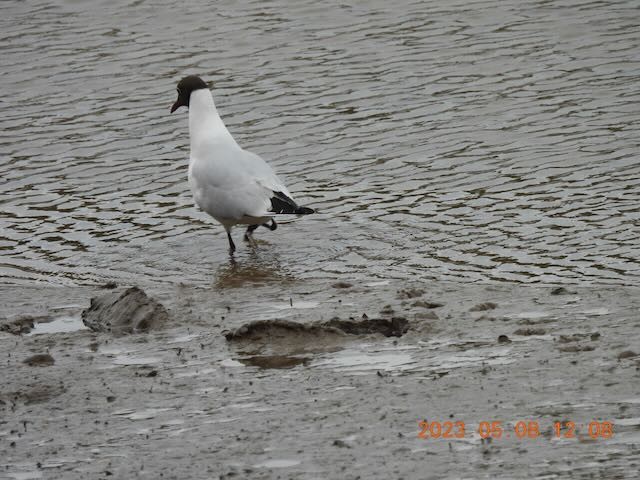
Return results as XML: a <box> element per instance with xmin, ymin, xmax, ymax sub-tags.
<box><xmin>270</xmin><ymin>191</ymin><xmax>315</xmax><ymax>215</ymax></box>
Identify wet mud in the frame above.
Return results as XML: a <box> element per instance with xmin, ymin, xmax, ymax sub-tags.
<box><xmin>0</xmin><ymin>316</ymin><xmax>38</xmax><ymax>336</ymax></box>
<box><xmin>225</xmin><ymin>319</ymin><xmax>348</xmax><ymax>356</ymax></box>
<box><xmin>225</xmin><ymin>315</ymin><xmax>410</xmax><ymax>365</ymax></box>
<box><xmin>1</xmin><ymin>281</ymin><xmax>639</xmax><ymax>479</ymax></box>
<box><xmin>2</xmin><ymin>0</ymin><xmax>640</xmax><ymax>477</ymax></box>
<box><xmin>322</xmin><ymin>316</ymin><xmax>409</xmax><ymax>337</ymax></box>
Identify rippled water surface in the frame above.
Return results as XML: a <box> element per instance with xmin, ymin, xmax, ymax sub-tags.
<box><xmin>2</xmin><ymin>0</ymin><xmax>639</xmax><ymax>286</ymax></box>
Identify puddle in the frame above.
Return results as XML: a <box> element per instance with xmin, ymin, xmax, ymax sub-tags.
<box><xmin>515</xmin><ymin>311</ymin><xmax>551</xmax><ymax>320</ymax></box>
<box><xmin>112</xmin><ymin>355</ymin><xmax>162</xmax><ymax>366</ymax></box>
<box><xmin>430</xmin><ymin>347</ymin><xmax>514</xmax><ymax>370</ymax></box>
<box><xmin>613</xmin><ymin>417</ymin><xmax>640</xmax><ymax>426</ymax></box>
<box><xmin>367</xmin><ymin>281</ymin><xmax>390</xmax><ymax>287</ymax></box>
<box><xmin>27</xmin><ymin>315</ymin><xmax>88</xmax><ymax>335</ymax></box>
<box><xmin>311</xmin><ymin>339</ymin><xmax>515</xmax><ymax>375</ymax></box>
<box><xmin>6</xmin><ymin>472</ymin><xmax>43</xmax><ymax>480</ymax></box>
<box><xmin>220</xmin><ymin>358</ymin><xmax>245</xmax><ymax>368</ymax></box>
<box><xmin>168</xmin><ymin>333</ymin><xmax>202</xmax><ymax>344</ymax></box>
<box><xmin>313</xmin><ymin>349</ymin><xmax>416</xmax><ymax>373</ymax></box>
<box><xmin>97</xmin><ymin>343</ymin><xmax>163</xmax><ymax>366</ymax></box>
<box><xmin>270</xmin><ymin>301</ymin><xmax>319</xmax><ymax>310</ymax></box>
<box><xmin>253</xmin><ymin>459</ymin><xmax>301</xmax><ymax>469</ymax></box>
<box><xmin>98</xmin><ymin>345</ymin><xmax>132</xmax><ymax>355</ymax></box>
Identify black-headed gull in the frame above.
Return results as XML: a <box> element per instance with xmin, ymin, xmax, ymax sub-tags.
<box><xmin>171</xmin><ymin>75</ymin><xmax>314</xmax><ymax>254</ymax></box>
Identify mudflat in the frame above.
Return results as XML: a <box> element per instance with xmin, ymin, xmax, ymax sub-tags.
<box><xmin>2</xmin><ymin>0</ymin><xmax>639</xmax><ymax>478</ymax></box>
<box><xmin>1</xmin><ymin>279</ymin><xmax>638</xmax><ymax>479</ymax></box>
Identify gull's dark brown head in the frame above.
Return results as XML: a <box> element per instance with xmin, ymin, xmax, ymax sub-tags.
<box><xmin>171</xmin><ymin>75</ymin><xmax>208</xmax><ymax>113</ymax></box>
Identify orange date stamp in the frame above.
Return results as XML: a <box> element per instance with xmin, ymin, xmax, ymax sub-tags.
<box><xmin>417</xmin><ymin>420</ymin><xmax>614</xmax><ymax>440</ymax></box>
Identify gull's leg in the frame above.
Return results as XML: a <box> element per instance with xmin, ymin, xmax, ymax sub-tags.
<box><xmin>263</xmin><ymin>219</ymin><xmax>277</xmax><ymax>231</ymax></box>
<box><xmin>244</xmin><ymin>224</ymin><xmax>260</xmax><ymax>242</ymax></box>
<box><xmin>226</xmin><ymin>229</ymin><xmax>236</xmax><ymax>254</ymax></box>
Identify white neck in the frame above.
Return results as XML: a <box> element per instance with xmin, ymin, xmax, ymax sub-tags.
<box><xmin>188</xmin><ymin>89</ymin><xmax>237</xmax><ymax>153</ymax></box>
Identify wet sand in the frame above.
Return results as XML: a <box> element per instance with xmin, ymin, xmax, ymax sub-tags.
<box><xmin>2</xmin><ymin>280</ymin><xmax>639</xmax><ymax>479</ymax></box>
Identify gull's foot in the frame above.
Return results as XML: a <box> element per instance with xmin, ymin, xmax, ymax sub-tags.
<box><xmin>244</xmin><ymin>224</ymin><xmax>259</xmax><ymax>242</ymax></box>
<box><xmin>265</xmin><ymin>219</ymin><xmax>277</xmax><ymax>231</ymax></box>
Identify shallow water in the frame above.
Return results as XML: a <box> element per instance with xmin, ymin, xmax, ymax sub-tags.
<box><xmin>1</xmin><ymin>0</ymin><xmax>639</xmax><ymax>287</ymax></box>
<box><xmin>26</xmin><ymin>314</ymin><xmax>87</xmax><ymax>335</ymax></box>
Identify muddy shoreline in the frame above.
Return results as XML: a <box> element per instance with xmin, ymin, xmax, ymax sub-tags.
<box><xmin>1</xmin><ymin>280</ymin><xmax>639</xmax><ymax>479</ymax></box>
<box><xmin>3</xmin><ymin>0</ymin><xmax>640</xmax><ymax>477</ymax></box>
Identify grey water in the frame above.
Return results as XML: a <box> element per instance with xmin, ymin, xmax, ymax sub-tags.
<box><xmin>1</xmin><ymin>0</ymin><xmax>639</xmax><ymax>288</ymax></box>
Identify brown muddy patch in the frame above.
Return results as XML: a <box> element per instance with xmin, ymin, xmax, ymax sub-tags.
<box><xmin>558</xmin><ymin>344</ymin><xmax>597</xmax><ymax>353</ymax></box>
<box><xmin>513</xmin><ymin>327</ymin><xmax>547</xmax><ymax>336</ymax></box>
<box><xmin>239</xmin><ymin>355</ymin><xmax>311</xmax><ymax>369</ymax></box>
<box><xmin>213</xmin><ymin>260</ymin><xmax>295</xmax><ymax>289</ymax></box>
<box><xmin>22</xmin><ymin>353</ymin><xmax>55</xmax><ymax>367</ymax></box>
<box><xmin>0</xmin><ymin>316</ymin><xmax>37</xmax><ymax>335</ymax></box>
<box><xmin>617</xmin><ymin>350</ymin><xmax>638</xmax><ymax>360</ymax></box>
<box><xmin>1</xmin><ymin>383</ymin><xmax>65</xmax><ymax>406</ymax></box>
<box><xmin>225</xmin><ymin>319</ymin><xmax>348</xmax><ymax>356</ymax></box>
<box><xmin>225</xmin><ymin>316</ymin><xmax>410</xmax><ymax>364</ymax></box>
<box><xmin>323</xmin><ymin>316</ymin><xmax>409</xmax><ymax>337</ymax></box>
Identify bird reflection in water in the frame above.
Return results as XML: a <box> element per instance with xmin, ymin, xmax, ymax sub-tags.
<box><xmin>214</xmin><ymin>251</ymin><xmax>295</xmax><ymax>289</ymax></box>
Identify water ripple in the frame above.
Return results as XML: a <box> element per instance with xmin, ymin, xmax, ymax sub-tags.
<box><xmin>1</xmin><ymin>0</ymin><xmax>639</xmax><ymax>286</ymax></box>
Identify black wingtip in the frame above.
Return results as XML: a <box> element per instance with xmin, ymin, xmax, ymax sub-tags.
<box><xmin>295</xmin><ymin>206</ymin><xmax>315</xmax><ymax>215</ymax></box>
<box><xmin>269</xmin><ymin>191</ymin><xmax>315</xmax><ymax>215</ymax></box>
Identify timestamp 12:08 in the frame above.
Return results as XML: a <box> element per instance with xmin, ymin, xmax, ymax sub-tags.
<box><xmin>417</xmin><ymin>420</ymin><xmax>614</xmax><ymax>440</ymax></box>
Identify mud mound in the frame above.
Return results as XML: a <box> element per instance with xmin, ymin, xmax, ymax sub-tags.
<box><xmin>225</xmin><ymin>317</ymin><xmax>410</xmax><ymax>358</ymax></box>
<box><xmin>323</xmin><ymin>316</ymin><xmax>409</xmax><ymax>337</ymax></box>
<box><xmin>82</xmin><ymin>287</ymin><xmax>168</xmax><ymax>335</ymax></box>
<box><xmin>225</xmin><ymin>319</ymin><xmax>347</xmax><ymax>355</ymax></box>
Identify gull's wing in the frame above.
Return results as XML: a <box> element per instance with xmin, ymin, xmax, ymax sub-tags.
<box><xmin>239</xmin><ymin>151</ymin><xmax>313</xmax><ymax>214</ymax></box>
<box><xmin>240</xmin><ymin>150</ymin><xmax>292</xmax><ymax>199</ymax></box>
<box><xmin>189</xmin><ymin>146</ymin><xmax>294</xmax><ymax>220</ymax></box>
